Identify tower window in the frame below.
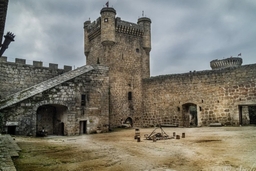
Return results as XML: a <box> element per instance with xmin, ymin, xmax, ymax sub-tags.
<box><xmin>136</xmin><ymin>48</ymin><xmax>140</xmax><ymax>53</ymax></box>
<box><xmin>128</xmin><ymin>92</ymin><xmax>132</xmax><ymax>101</ymax></box>
<box><xmin>81</xmin><ymin>94</ymin><xmax>86</xmax><ymax>106</ymax></box>
<box><xmin>104</xmin><ymin>18</ymin><xmax>108</xmax><ymax>22</ymax></box>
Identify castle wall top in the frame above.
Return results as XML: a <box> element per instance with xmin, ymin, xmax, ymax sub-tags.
<box><xmin>144</xmin><ymin>63</ymin><xmax>256</xmax><ymax>84</ymax></box>
<box><xmin>0</xmin><ymin>56</ymin><xmax>72</xmax><ymax>71</ymax></box>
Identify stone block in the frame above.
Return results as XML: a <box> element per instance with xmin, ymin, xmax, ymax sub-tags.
<box><xmin>15</xmin><ymin>58</ymin><xmax>26</xmax><ymax>64</ymax></box>
<box><xmin>209</xmin><ymin>123</ymin><xmax>222</xmax><ymax>127</ymax></box>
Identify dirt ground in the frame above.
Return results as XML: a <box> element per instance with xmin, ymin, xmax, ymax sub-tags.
<box><xmin>13</xmin><ymin>126</ymin><xmax>256</xmax><ymax>171</ymax></box>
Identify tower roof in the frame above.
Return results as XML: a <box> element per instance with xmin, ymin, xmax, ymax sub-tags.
<box><xmin>210</xmin><ymin>57</ymin><xmax>243</xmax><ymax>70</ymax></box>
<box><xmin>100</xmin><ymin>7</ymin><xmax>116</xmax><ymax>15</ymax></box>
<box><xmin>138</xmin><ymin>17</ymin><xmax>151</xmax><ymax>23</ymax></box>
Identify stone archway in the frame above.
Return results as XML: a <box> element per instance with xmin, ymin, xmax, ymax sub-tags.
<box><xmin>36</xmin><ymin>104</ymin><xmax>68</xmax><ymax>135</ymax></box>
<box><xmin>124</xmin><ymin>117</ymin><xmax>133</xmax><ymax>127</ymax></box>
<box><xmin>182</xmin><ymin>103</ymin><xmax>198</xmax><ymax>127</ymax></box>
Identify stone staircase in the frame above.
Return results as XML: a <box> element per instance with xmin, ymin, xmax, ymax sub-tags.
<box><xmin>0</xmin><ymin>65</ymin><xmax>94</xmax><ymax>110</ymax></box>
<box><xmin>0</xmin><ymin>134</ymin><xmax>21</xmax><ymax>171</ymax></box>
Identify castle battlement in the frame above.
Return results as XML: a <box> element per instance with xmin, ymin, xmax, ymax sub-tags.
<box><xmin>85</xmin><ymin>17</ymin><xmax>145</xmax><ymax>42</ymax></box>
<box><xmin>210</xmin><ymin>57</ymin><xmax>243</xmax><ymax>70</ymax></box>
<box><xmin>84</xmin><ymin>10</ymin><xmax>150</xmax><ymax>43</ymax></box>
<box><xmin>145</xmin><ymin>63</ymin><xmax>256</xmax><ymax>83</ymax></box>
<box><xmin>0</xmin><ymin>56</ymin><xmax>72</xmax><ymax>71</ymax></box>
<box><xmin>116</xmin><ymin>17</ymin><xmax>143</xmax><ymax>37</ymax></box>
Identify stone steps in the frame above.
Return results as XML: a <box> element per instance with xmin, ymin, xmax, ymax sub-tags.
<box><xmin>0</xmin><ymin>134</ymin><xmax>21</xmax><ymax>171</ymax></box>
<box><xmin>0</xmin><ymin>65</ymin><xmax>94</xmax><ymax>110</ymax></box>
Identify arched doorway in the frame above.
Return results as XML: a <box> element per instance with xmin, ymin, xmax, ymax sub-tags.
<box><xmin>124</xmin><ymin>117</ymin><xmax>133</xmax><ymax>127</ymax></box>
<box><xmin>36</xmin><ymin>104</ymin><xmax>68</xmax><ymax>135</ymax></box>
<box><xmin>182</xmin><ymin>103</ymin><xmax>198</xmax><ymax>127</ymax></box>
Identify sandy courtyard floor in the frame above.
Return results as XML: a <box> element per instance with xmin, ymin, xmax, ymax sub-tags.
<box><xmin>13</xmin><ymin>126</ymin><xmax>256</xmax><ymax>171</ymax></box>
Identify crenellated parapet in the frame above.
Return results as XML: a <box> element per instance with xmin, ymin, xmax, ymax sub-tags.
<box><xmin>116</xmin><ymin>17</ymin><xmax>143</xmax><ymax>37</ymax></box>
<box><xmin>84</xmin><ymin>8</ymin><xmax>151</xmax><ymax>45</ymax></box>
<box><xmin>0</xmin><ymin>56</ymin><xmax>72</xmax><ymax>71</ymax></box>
<box><xmin>210</xmin><ymin>57</ymin><xmax>243</xmax><ymax>70</ymax></box>
<box><xmin>84</xmin><ymin>17</ymin><xmax>146</xmax><ymax>42</ymax></box>
<box><xmin>86</xmin><ymin>17</ymin><xmax>101</xmax><ymax>41</ymax></box>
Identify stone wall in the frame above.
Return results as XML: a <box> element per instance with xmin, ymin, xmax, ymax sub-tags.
<box><xmin>0</xmin><ymin>56</ymin><xmax>72</xmax><ymax>98</ymax></box>
<box><xmin>142</xmin><ymin>64</ymin><xmax>256</xmax><ymax>127</ymax></box>
<box><xmin>0</xmin><ymin>66</ymin><xmax>109</xmax><ymax>136</ymax></box>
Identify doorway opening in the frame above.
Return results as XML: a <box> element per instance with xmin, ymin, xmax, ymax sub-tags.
<box><xmin>80</xmin><ymin>121</ymin><xmax>87</xmax><ymax>134</ymax></box>
<box><xmin>124</xmin><ymin>117</ymin><xmax>133</xmax><ymax>127</ymax></box>
<box><xmin>239</xmin><ymin>105</ymin><xmax>256</xmax><ymax>125</ymax></box>
<box><xmin>7</xmin><ymin>126</ymin><xmax>16</xmax><ymax>135</ymax></box>
<box><xmin>249</xmin><ymin>106</ymin><xmax>256</xmax><ymax>124</ymax></box>
<box><xmin>36</xmin><ymin>104</ymin><xmax>68</xmax><ymax>135</ymax></box>
<box><xmin>60</xmin><ymin>122</ymin><xmax>65</xmax><ymax>136</ymax></box>
<box><xmin>182</xmin><ymin>103</ymin><xmax>198</xmax><ymax>127</ymax></box>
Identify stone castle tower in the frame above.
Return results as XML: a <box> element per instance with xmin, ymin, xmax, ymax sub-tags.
<box><xmin>83</xmin><ymin>7</ymin><xmax>151</xmax><ymax>127</ymax></box>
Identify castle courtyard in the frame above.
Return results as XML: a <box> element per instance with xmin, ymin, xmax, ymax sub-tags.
<box><xmin>13</xmin><ymin>126</ymin><xmax>256</xmax><ymax>171</ymax></box>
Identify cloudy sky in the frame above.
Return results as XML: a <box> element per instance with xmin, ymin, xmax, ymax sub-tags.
<box><xmin>4</xmin><ymin>0</ymin><xmax>256</xmax><ymax>76</ymax></box>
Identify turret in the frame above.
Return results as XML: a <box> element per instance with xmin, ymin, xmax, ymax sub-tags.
<box><xmin>83</xmin><ymin>20</ymin><xmax>91</xmax><ymax>57</ymax></box>
<box><xmin>137</xmin><ymin>17</ymin><xmax>151</xmax><ymax>54</ymax></box>
<box><xmin>210</xmin><ymin>57</ymin><xmax>243</xmax><ymax>70</ymax></box>
<box><xmin>100</xmin><ymin>7</ymin><xmax>116</xmax><ymax>46</ymax></box>
<box><xmin>138</xmin><ymin>17</ymin><xmax>151</xmax><ymax>78</ymax></box>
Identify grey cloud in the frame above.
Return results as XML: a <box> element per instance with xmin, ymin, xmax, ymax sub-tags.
<box><xmin>3</xmin><ymin>0</ymin><xmax>256</xmax><ymax>74</ymax></box>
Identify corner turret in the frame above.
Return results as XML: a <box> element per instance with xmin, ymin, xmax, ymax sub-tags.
<box><xmin>138</xmin><ymin>17</ymin><xmax>151</xmax><ymax>78</ymax></box>
<box><xmin>100</xmin><ymin>7</ymin><xmax>116</xmax><ymax>46</ymax></box>
<box><xmin>137</xmin><ymin>17</ymin><xmax>151</xmax><ymax>54</ymax></box>
<box><xmin>83</xmin><ymin>20</ymin><xmax>91</xmax><ymax>57</ymax></box>
<box><xmin>210</xmin><ymin>57</ymin><xmax>243</xmax><ymax>70</ymax></box>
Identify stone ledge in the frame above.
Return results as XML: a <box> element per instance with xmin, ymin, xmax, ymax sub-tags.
<box><xmin>209</xmin><ymin>123</ymin><xmax>222</xmax><ymax>127</ymax></box>
<box><xmin>0</xmin><ymin>134</ymin><xmax>21</xmax><ymax>171</ymax></box>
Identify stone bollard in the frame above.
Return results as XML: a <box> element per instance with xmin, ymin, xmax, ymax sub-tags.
<box><xmin>134</xmin><ymin>128</ymin><xmax>140</xmax><ymax>139</ymax></box>
<box><xmin>137</xmin><ymin>136</ymin><xmax>141</xmax><ymax>142</ymax></box>
<box><xmin>173</xmin><ymin>132</ymin><xmax>176</xmax><ymax>137</ymax></box>
<box><xmin>182</xmin><ymin>133</ymin><xmax>185</xmax><ymax>138</ymax></box>
<box><xmin>176</xmin><ymin>135</ymin><xmax>180</xmax><ymax>139</ymax></box>
<box><xmin>153</xmin><ymin>136</ymin><xmax>157</xmax><ymax>142</ymax></box>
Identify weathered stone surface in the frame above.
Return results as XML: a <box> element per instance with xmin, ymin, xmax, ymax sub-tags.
<box><xmin>0</xmin><ymin>65</ymin><xmax>109</xmax><ymax>136</ymax></box>
<box><xmin>142</xmin><ymin>65</ymin><xmax>256</xmax><ymax>127</ymax></box>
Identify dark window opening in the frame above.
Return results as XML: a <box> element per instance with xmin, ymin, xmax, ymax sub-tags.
<box><xmin>97</xmin><ymin>58</ymin><xmax>100</xmax><ymax>64</ymax></box>
<box><xmin>7</xmin><ymin>126</ymin><xmax>16</xmax><ymax>135</ymax></box>
<box><xmin>177</xmin><ymin>107</ymin><xmax>180</xmax><ymax>111</ymax></box>
<box><xmin>128</xmin><ymin>92</ymin><xmax>132</xmax><ymax>101</ymax></box>
<box><xmin>199</xmin><ymin>106</ymin><xmax>202</xmax><ymax>111</ymax></box>
<box><xmin>81</xmin><ymin>94</ymin><xmax>86</xmax><ymax>106</ymax></box>
<box><xmin>136</xmin><ymin>48</ymin><xmax>140</xmax><ymax>53</ymax></box>
<box><xmin>104</xmin><ymin>18</ymin><xmax>108</xmax><ymax>22</ymax></box>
